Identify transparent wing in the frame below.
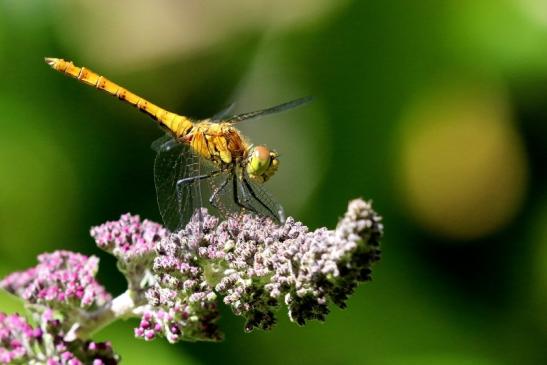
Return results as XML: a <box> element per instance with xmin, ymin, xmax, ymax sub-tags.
<box><xmin>224</xmin><ymin>96</ymin><xmax>313</xmax><ymax>124</ymax></box>
<box><xmin>151</xmin><ymin>134</ymin><xmax>175</xmax><ymax>152</ymax></box>
<box><xmin>204</xmin><ymin>171</ymin><xmax>241</xmax><ymax>217</ymax></box>
<box><xmin>239</xmin><ymin>175</ymin><xmax>285</xmax><ymax>223</ymax></box>
<box><xmin>153</xmin><ymin>136</ymin><xmax>205</xmax><ymax>232</ymax></box>
<box><xmin>210</xmin><ymin>102</ymin><xmax>236</xmax><ymax>123</ymax></box>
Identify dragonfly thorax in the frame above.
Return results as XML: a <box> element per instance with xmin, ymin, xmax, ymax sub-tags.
<box><xmin>245</xmin><ymin>145</ymin><xmax>279</xmax><ymax>183</ymax></box>
<box><xmin>185</xmin><ymin>122</ymin><xmax>247</xmax><ymax>167</ymax></box>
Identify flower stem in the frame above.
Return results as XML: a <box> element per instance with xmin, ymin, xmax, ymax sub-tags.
<box><xmin>65</xmin><ymin>290</ymin><xmax>148</xmax><ymax>341</ymax></box>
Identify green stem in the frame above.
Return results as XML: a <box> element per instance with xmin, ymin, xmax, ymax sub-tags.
<box><xmin>64</xmin><ymin>290</ymin><xmax>148</xmax><ymax>341</ymax></box>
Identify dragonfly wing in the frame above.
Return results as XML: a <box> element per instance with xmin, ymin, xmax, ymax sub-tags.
<box><xmin>151</xmin><ymin>134</ymin><xmax>175</xmax><ymax>152</ymax></box>
<box><xmin>224</xmin><ymin>96</ymin><xmax>313</xmax><ymax>124</ymax></box>
<box><xmin>154</xmin><ymin>139</ymin><xmax>204</xmax><ymax>232</ymax></box>
<box><xmin>210</xmin><ymin>102</ymin><xmax>237</xmax><ymax>122</ymax></box>
<box><xmin>239</xmin><ymin>176</ymin><xmax>285</xmax><ymax>223</ymax></box>
<box><xmin>203</xmin><ymin>171</ymin><xmax>241</xmax><ymax>217</ymax></box>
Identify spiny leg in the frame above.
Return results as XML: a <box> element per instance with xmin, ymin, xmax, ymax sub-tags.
<box><xmin>209</xmin><ymin>176</ymin><xmax>229</xmax><ymax>209</ymax></box>
<box><xmin>176</xmin><ymin>170</ymin><xmax>221</xmax><ymax>203</ymax></box>
<box><xmin>242</xmin><ymin>178</ymin><xmax>278</xmax><ymax>218</ymax></box>
<box><xmin>232</xmin><ymin>174</ymin><xmax>255</xmax><ymax>212</ymax></box>
<box><xmin>176</xmin><ymin>171</ymin><xmax>220</xmax><ymax>188</ymax></box>
<box><xmin>174</xmin><ymin>170</ymin><xmax>220</xmax><ymax>232</ymax></box>
<box><xmin>239</xmin><ymin>180</ymin><xmax>261</xmax><ymax>215</ymax></box>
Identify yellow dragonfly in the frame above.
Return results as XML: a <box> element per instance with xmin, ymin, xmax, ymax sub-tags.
<box><xmin>45</xmin><ymin>57</ymin><xmax>311</xmax><ymax>231</ymax></box>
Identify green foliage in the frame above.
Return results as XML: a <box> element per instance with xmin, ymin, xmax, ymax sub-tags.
<box><xmin>0</xmin><ymin>0</ymin><xmax>546</xmax><ymax>363</ymax></box>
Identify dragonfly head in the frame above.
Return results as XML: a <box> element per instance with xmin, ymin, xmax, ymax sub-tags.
<box><xmin>246</xmin><ymin>145</ymin><xmax>279</xmax><ymax>183</ymax></box>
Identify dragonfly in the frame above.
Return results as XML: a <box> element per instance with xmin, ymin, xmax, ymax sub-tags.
<box><xmin>45</xmin><ymin>57</ymin><xmax>311</xmax><ymax>232</ymax></box>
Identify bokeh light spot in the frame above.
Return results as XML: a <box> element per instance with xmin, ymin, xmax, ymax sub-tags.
<box><xmin>397</xmin><ymin>82</ymin><xmax>528</xmax><ymax>240</ymax></box>
<box><xmin>51</xmin><ymin>0</ymin><xmax>349</xmax><ymax>71</ymax></box>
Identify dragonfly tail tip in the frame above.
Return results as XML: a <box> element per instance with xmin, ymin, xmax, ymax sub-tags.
<box><xmin>44</xmin><ymin>57</ymin><xmax>60</xmax><ymax>67</ymax></box>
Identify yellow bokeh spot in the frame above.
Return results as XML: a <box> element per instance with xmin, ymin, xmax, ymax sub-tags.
<box><xmin>398</xmin><ymin>82</ymin><xmax>528</xmax><ymax>240</ymax></box>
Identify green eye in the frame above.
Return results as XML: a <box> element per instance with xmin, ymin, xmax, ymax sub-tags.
<box><xmin>247</xmin><ymin>146</ymin><xmax>271</xmax><ymax>177</ymax></box>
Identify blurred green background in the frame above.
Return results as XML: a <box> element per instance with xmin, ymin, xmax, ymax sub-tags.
<box><xmin>1</xmin><ymin>0</ymin><xmax>546</xmax><ymax>364</ymax></box>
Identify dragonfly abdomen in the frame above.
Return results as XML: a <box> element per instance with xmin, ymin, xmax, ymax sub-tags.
<box><xmin>45</xmin><ymin>58</ymin><xmax>193</xmax><ymax>138</ymax></box>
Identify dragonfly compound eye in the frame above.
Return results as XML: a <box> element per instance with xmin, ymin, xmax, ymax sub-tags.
<box><xmin>246</xmin><ymin>146</ymin><xmax>279</xmax><ymax>183</ymax></box>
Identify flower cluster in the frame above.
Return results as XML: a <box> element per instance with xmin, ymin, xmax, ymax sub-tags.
<box><xmin>90</xmin><ymin>213</ymin><xmax>168</xmax><ymax>292</ymax></box>
<box><xmin>1</xmin><ymin>251</ymin><xmax>111</xmax><ymax>311</ymax></box>
<box><xmin>0</xmin><ymin>198</ymin><xmax>383</xmax><ymax>357</ymax></box>
<box><xmin>139</xmin><ymin>199</ymin><xmax>382</xmax><ymax>341</ymax></box>
<box><xmin>0</xmin><ymin>310</ymin><xmax>118</xmax><ymax>364</ymax></box>
<box><xmin>135</xmin><ymin>212</ymin><xmax>222</xmax><ymax>343</ymax></box>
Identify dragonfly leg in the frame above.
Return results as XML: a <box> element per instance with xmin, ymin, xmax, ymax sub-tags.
<box><xmin>209</xmin><ymin>176</ymin><xmax>229</xmax><ymax>209</ymax></box>
<box><xmin>176</xmin><ymin>171</ymin><xmax>220</xmax><ymax>188</ymax></box>
<box><xmin>240</xmin><ymin>180</ymin><xmax>262</xmax><ymax>214</ymax></box>
<box><xmin>232</xmin><ymin>175</ymin><xmax>256</xmax><ymax>212</ymax></box>
<box><xmin>175</xmin><ymin>170</ymin><xmax>222</xmax><ymax>207</ymax></box>
<box><xmin>242</xmin><ymin>178</ymin><xmax>278</xmax><ymax>218</ymax></box>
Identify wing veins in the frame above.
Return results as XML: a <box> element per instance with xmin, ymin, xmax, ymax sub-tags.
<box><xmin>225</xmin><ymin>96</ymin><xmax>313</xmax><ymax>124</ymax></box>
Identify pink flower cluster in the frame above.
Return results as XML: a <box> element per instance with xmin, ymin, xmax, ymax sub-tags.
<box><xmin>90</xmin><ymin>213</ymin><xmax>167</xmax><ymax>262</ymax></box>
<box><xmin>90</xmin><ymin>213</ymin><xmax>168</xmax><ymax>292</ymax></box>
<box><xmin>0</xmin><ymin>251</ymin><xmax>111</xmax><ymax>310</ymax></box>
<box><xmin>136</xmin><ymin>199</ymin><xmax>382</xmax><ymax>341</ymax></box>
<box><xmin>134</xmin><ymin>212</ymin><xmax>222</xmax><ymax>343</ymax></box>
<box><xmin>0</xmin><ymin>313</ymin><xmax>41</xmax><ymax>363</ymax></box>
<box><xmin>0</xmin><ymin>198</ymin><xmax>382</xmax><ymax>350</ymax></box>
<box><xmin>0</xmin><ymin>311</ymin><xmax>118</xmax><ymax>364</ymax></box>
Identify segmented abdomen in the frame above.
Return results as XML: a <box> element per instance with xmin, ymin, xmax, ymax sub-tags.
<box><xmin>45</xmin><ymin>58</ymin><xmax>193</xmax><ymax>138</ymax></box>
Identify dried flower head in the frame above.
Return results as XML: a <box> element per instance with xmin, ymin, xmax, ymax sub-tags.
<box><xmin>139</xmin><ymin>198</ymin><xmax>382</xmax><ymax>342</ymax></box>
